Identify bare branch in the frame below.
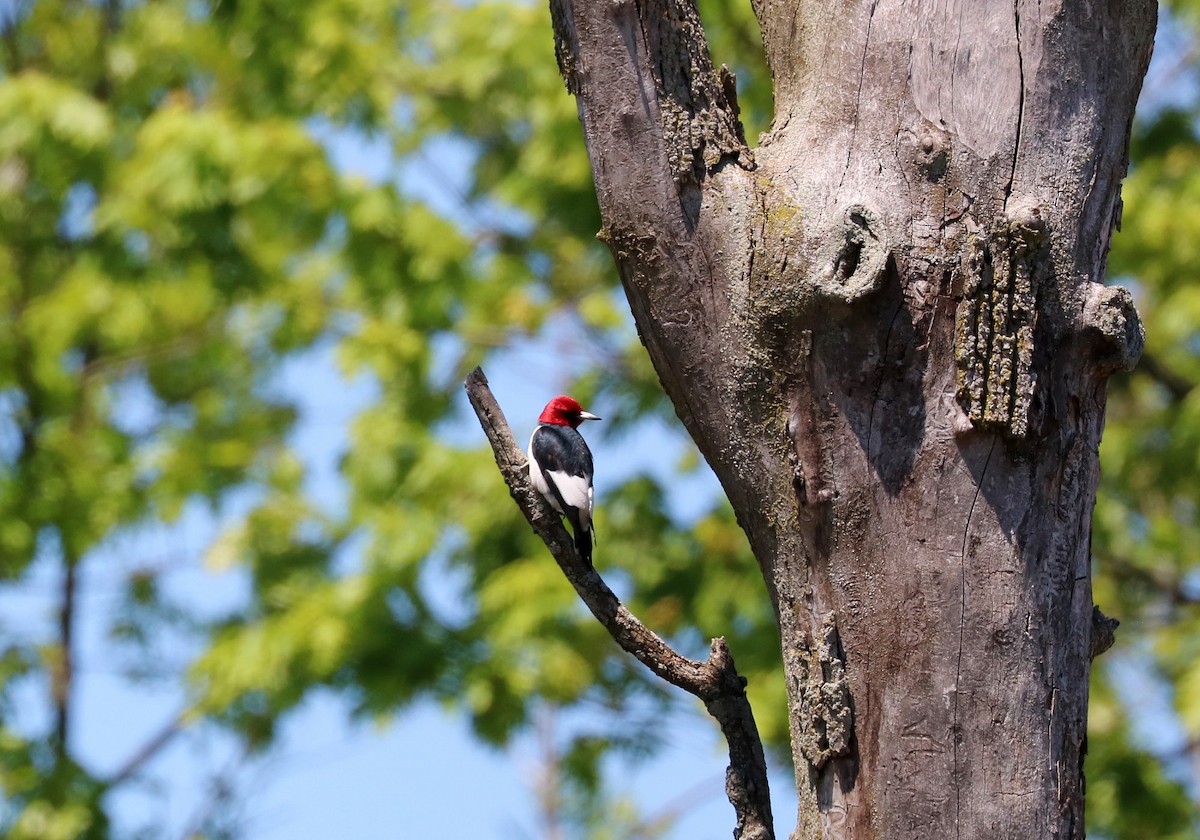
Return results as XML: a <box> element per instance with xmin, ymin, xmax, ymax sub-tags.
<box><xmin>52</xmin><ymin>555</ymin><xmax>78</xmax><ymax>765</ymax></box>
<box><xmin>1136</xmin><ymin>351</ymin><xmax>1195</xmax><ymax>402</ymax></box>
<box><xmin>465</xmin><ymin>366</ymin><xmax>774</xmax><ymax>840</ymax></box>
<box><xmin>0</xmin><ymin>0</ymin><xmax>27</xmax><ymax>73</ymax></box>
<box><xmin>534</xmin><ymin>706</ymin><xmax>565</xmax><ymax>840</ymax></box>
<box><xmin>1105</xmin><ymin>554</ymin><xmax>1200</xmax><ymax>610</ymax></box>
<box><xmin>109</xmin><ymin>710</ymin><xmax>189</xmax><ymax>787</ymax></box>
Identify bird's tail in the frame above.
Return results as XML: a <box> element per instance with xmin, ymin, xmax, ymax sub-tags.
<box><xmin>574</xmin><ymin>525</ymin><xmax>593</xmax><ymax>567</ymax></box>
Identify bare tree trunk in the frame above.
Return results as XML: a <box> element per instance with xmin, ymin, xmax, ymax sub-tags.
<box><xmin>548</xmin><ymin>0</ymin><xmax>1156</xmax><ymax>837</ymax></box>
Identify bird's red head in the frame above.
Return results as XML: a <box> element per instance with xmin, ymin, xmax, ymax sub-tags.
<box><xmin>538</xmin><ymin>395</ymin><xmax>601</xmax><ymax>428</ymax></box>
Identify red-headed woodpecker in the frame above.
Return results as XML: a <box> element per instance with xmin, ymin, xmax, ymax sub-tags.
<box><xmin>528</xmin><ymin>396</ymin><xmax>600</xmax><ymax>565</ymax></box>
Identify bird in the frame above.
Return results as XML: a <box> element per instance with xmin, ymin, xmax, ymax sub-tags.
<box><xmin>528</xmin><ymin>395</ymin><xmax>601</xmax><ymax>565</ymax></box>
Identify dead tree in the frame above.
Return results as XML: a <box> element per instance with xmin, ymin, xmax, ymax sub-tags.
<box><xmin>478</xmin><ymin>1</ymin><xmax>1157</xmax><ymax>837</ymax></box>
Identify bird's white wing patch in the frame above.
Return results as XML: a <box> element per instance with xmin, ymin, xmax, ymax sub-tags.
<box><xmin>545</xmin><ymin>469</ymin><xmax>593</xmax><ymax>530</ymax></box>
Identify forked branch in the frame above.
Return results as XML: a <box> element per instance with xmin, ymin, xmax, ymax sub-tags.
<box><xmin>465</xmin><ymin>367</ymin><xmax>774</xmax><ymax>840</ymax></box>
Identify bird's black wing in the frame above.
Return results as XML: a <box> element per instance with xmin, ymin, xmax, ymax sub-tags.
<box><xmin>530</xmin><ymin>425</ymin><xmax>594</xmax><ymax>564</ymax></box>
<box><xmin>529</xmin><ymin>425</ymin><xmax>593</xmax><ymax>478</ymax></box>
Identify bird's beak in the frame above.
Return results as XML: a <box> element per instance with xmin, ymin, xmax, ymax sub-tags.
<box><xmin>579</xmin><ymin>411</ymin><xmax>601</xmax><ymax>422</ymax></box>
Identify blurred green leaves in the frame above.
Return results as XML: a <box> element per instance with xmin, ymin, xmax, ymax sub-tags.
<box><xmin>1090</xmin><ymin>2</ymin><xmax>1200</xmax><ymax>836</ymax></box>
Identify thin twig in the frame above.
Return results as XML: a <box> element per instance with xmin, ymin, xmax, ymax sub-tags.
<box><xmin>52</xmin><ymin>555</ymin><xmax>78</xmax><ymax>765</ymax></box>
<box><xmin>1105</xmin><ymin>554</ymin><xmax>1200</xmax><ymax>608</ymax></box>
<box><xmin>534</xmin><ymin>705</ymin><xmax>565</xmax><ymax>840</ymax></box>
<box><xmin>0</xmin><ymin>0</ymin><xmax>25</xmax><ymax>73</ymax></box>
<box><xmin>1136</xmin><ymin>351</ymin><xmax>1194</xmax><ymax>402</ymax></box>
<box><xmin>465</xmin><ymin>367</ymin><xmax>774</xmax><ymax>840</ymax></box>
<box><xmin>633</xmin><ymin>771</ymin><xmax>727</xmax><ymax>837</ymax></box>
<box><xmin>109</xmin><ymin>710</ymin><xmax>190</xmax><ymax>787</ymax></box>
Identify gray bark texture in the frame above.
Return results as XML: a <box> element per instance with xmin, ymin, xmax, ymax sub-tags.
<box><xmin>547</xmin><ymin>0</ymin><xmax>1156</xmax><ymax>837</ymax></box>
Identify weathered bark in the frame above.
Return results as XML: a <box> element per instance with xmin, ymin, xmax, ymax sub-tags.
<box><xmin>547</xmin><ymin>0</ymin><xmax>1155</xmax><ymax>837</ymax></box>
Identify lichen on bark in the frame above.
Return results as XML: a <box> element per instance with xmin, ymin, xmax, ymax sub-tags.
<box><xmin>954</xmin><ymin>207</ymin><xmax>1051</xmax><ymax>438</ymax></box>
<box><xmin>635</xmin><ymin>0</ymin><xmax>754</xmax><ymax>182</ymax></box>
<box><xmin>792</xmin><ymin>614</ymin><xmax>852</xmax><ymax>770</ymax></box>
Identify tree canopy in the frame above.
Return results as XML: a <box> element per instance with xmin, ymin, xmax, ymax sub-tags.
<box><xmin>0</xmin><ymin>0</ymin><xmax>1197</xmax><ymax>837</ymax></box>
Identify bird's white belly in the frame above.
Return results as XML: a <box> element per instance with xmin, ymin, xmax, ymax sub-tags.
<box><xmin>527</xmin><ymin>441</ymin><xmax>592</xmax><ymax>529</ymax></box>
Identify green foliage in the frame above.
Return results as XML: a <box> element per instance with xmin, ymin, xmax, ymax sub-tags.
<box><xmin>1087</xmin><ymin>669</ymin><xmax>1198</xmax><ymax>840</ymax></box>
<box><xmin>1090</xmin><ymin>2</ymin><xmax>1200</xmax><ymax>835</ymax></box>
<box><xmin>0</xmin><ymin>0</ymin><xmax>1197</xmax><ymax>837</ymax></box>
